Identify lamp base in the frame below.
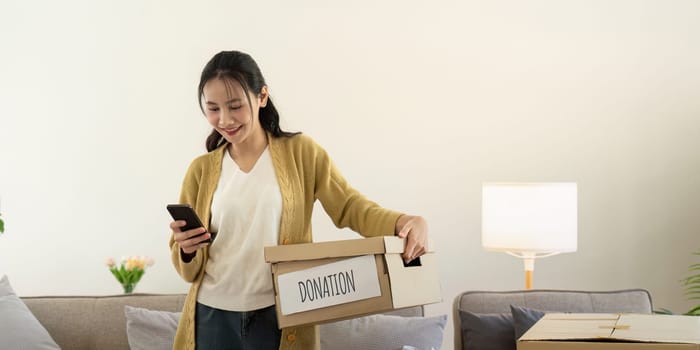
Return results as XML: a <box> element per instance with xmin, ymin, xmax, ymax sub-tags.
<box><xmin>525</xmin><ymin>270</ymin><xmax>533</xmax><ymax>290</ymax></box>
<box><xmin>506</xmin><ymin>251</ymin><xmax>561</xmax><ymax>290</ymax></box>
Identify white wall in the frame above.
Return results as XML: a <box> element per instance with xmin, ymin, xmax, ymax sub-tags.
<box><xmin>1</xmin><ymin>0</ymin><xmax>699</xmax><ymax>348</ymax></box>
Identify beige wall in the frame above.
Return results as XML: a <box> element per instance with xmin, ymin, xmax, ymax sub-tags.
<box><xmin>1</xmin><ymin>1</ymin><xmax>699</xmax><ymax>348</ymax></box>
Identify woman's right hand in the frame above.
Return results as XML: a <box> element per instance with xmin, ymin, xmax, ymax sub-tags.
<box><xmin>170</xmin><ymin>220</ymin><xmax>211</xmax><ymax>255</ymax></box>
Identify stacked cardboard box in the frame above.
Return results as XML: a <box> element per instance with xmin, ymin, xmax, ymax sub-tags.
<box><xmin>518</xmin><ymin>313</ymin><xmax>700</xmax><ymax>349</ymax></box>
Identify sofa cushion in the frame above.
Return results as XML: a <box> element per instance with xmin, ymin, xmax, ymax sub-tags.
<box><xmin>0</xmin><ymin>275</ymin><xmax>60</xmax><ymax>350</ymax></box>
<box><xmin>509</xmin><ymin>305</ymin><xmax>545</xmax><ymax>340</ymax></box>
<box><xmin>125</xmin><ymin>305</ymin><xmax>181</xmax><ymax>350</ymax></box>
<box><xmin>458</xmin><ymin>310</ymin><xmax>514</xmax><ymax>350</ymax></box>
<box><xmin>320</xmin><ymin>314</ymin><xmax>447</xmax><ymax>350</ymax></box>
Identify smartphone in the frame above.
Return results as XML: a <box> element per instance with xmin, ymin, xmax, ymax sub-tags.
<box><xmin>166</xmin><ymin>204</ymin><xmax>214</xmax><ymax>244</ymax></box>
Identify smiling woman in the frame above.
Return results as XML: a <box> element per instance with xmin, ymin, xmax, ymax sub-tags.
<box><xmin>167</xmin><ymin>50</ymin><xmax>429</xmax><ymax>350</ymax></box>
<box><xmin>196</xmin><ymin>51</ymin><xmax>300</xmax><ymax>153</ymax></box>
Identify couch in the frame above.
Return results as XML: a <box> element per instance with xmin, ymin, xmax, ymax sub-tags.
<box><xmin>452</xmin><ymin>289</ymin><xmax>654</xmax><ymax>350</ymax></box>
<box><xmin>22</xmin><ymin>294</ymin><xmax>185</xmax><ymax>350</ymax></box>
<box><xmin>19</xmin><ymin>293</ymin><xmax>428</xmax><ymax>350</ymax></box>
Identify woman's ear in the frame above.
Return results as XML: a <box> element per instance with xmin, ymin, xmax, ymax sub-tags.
<box><xmin>259</xmin><ymin>86</ymin><xmax>269</xmax><ymax>107</ymax></box>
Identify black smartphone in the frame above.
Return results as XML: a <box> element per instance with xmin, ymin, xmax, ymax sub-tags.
<box><xmin>166</xmin><ymin>204</ymin><xmax>214</xmax><ymax>244</ymax></box>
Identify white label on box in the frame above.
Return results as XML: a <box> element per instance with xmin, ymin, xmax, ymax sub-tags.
<box><xmin>277</xmin><ymin>254</ymin><xmax>381</xmax><ymax>315</ymax></box>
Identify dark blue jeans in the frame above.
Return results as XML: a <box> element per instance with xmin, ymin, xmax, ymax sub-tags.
<box><xmin>196</xmin><ymin>302</ymin><xmax>281</xmax><ymax>350</ymax></box>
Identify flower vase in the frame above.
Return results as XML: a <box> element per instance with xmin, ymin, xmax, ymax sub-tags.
<box><xmin>123</xmin><ymin>283</ymin><xmax>135</xmax><ymax>294</ymax></box>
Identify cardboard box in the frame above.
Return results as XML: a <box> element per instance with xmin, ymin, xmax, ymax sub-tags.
<box><xmin>264</xmin><ymin>236</ymin><xmax>441</xmax><ymax>328</ymax></box>
<box><xmin>518</xmin><ymin>313</ymin><xmax>700</xmax><ymax>350</ymax></box>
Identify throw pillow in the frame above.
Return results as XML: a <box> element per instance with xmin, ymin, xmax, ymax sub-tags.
<box><xmin>124</xmin><ymin>305</ymin><xmax>181</xmax><ymax>350</ymax></box>
<box><xmin>0</xmin><ymin>275</ymin><xmax>61</xmax><ymax>350</ymax></box>
<box><xmin>320</xmin><ymin>314</ymin><xmax>447</xmax><ymax>350</ymax></box>
<box><xmin>458</xmin><ymin>310</ymin><xmax>515</xmax><ymax>350</ymax></box>
<box><xmin>510</xmin><ymin>305</ymin><xmax>546</xmax><ymax>340</ymax></box>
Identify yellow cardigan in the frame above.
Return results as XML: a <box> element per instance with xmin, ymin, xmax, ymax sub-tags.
<box><xmin>169</xmin><ymin>133</ymin><xmax>402</xmax><ymax>350</ymax></box>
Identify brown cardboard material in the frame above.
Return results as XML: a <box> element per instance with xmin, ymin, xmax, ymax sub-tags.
<box><xmin>264</xmin><ymin>236</ymin><xmax>441</xmax><ymax>328</ymax></box>
<box><xmin>518</xmin><ymin>313</ymin><xmax>700</xmax><ymax>350</ymax></box>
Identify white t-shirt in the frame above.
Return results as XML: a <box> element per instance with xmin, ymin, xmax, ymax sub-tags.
<box><xmin>197</xmin><ymin>147</ymin><xmax>282</xmax><ymax>311</ymax></box>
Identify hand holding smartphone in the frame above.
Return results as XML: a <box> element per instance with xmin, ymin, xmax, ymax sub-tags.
<box><xmin>167</xmin><ymin>204</ymin><xmax>214</xmax><ymax>244</ymax></box>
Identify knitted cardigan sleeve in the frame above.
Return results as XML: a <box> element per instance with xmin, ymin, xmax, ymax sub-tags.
<box><xmin>306</xmin><ymin>136</ymin><xmax>403</xmax><ymax>236</ymax></box>
<box><xmin>168</xmin><ymin>157</ymin><xmax>206</xmax><ymax>283</ymax></box>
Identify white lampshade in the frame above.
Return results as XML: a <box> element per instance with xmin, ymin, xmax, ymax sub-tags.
<box><xmin>482</xmin><ymin>182</ymin><xmax>577</xmax><ymax>253</ymax></box>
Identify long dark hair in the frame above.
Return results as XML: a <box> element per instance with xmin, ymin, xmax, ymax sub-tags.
<box><xmin>198</xmin><ymin>51</ymin><xmax>299</xmax><ymax>152</ymax></box>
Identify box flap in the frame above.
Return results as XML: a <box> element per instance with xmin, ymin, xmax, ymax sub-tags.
<box><xmin>612</xmin><ymin>315</ymin><xmax>700</xmax><ymax>344</ymax></box>
<box><xmin>382</xmin><ymin>236</ymin><xmax>405</xmax><ymax>254</ymax></box>
<box><xmin>265</xmin><ymin>237</ymin><xmax>390</xmax><ymax>263</ymax></box>
<box><xmin>385</xmin><ymin>253</ymin><xmax>442</xmax><ymax>308</ymax></box>
<box><xmin>520</xmin><ymin>314</ymin><xmax>618</xmax><ymax>341</ymax></box>
<box><xmin>520</xmin><ymin>313</ymin><xmax>700</xmax><ymax>345</ymax></box>
<box><xmin>264</xmin><ymin>236</ymin><xmax>435</xmax><ymax>263</ymax></box>
<box><xmin>382</xmin><ymin>236</ymin><xmax>436</xmax><ymax>254</ymax></box>
<box><xmin>542</xmin><ymin>313</ymin><xmax>621</xmax><ymax>320</ymax></box>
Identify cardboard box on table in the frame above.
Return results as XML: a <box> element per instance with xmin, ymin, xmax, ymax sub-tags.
<box><xmin>518</xmin><ymin>313</ymin><xmax>700</xmax><ymax>350</ymax></box>
<box><xmin>263</xmin><ymin>236</ymin><xmax>441</xmax><ymax>328</ymax></box>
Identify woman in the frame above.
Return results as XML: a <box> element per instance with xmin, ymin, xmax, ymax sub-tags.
<box><xmin>168</xmin><ymin>50</ymin><xmax>428</xmax><ymax>350</ymax></box>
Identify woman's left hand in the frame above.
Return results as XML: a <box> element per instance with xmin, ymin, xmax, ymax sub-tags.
<box><xmin>395</xmin><ymin>215</ymin><xmax>428</xmax><ymax>263</ymax></box>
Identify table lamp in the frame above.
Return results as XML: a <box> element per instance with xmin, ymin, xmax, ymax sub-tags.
<box><xmin>481</xmin><ymin>182</ymin><xmax>577</xmax><ymax>289</ymax></box>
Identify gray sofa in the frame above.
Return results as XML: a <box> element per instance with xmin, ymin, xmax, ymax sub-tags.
<box><xmin>22</xmin><ymin>294</ymin><xmax>186</xmax><ymax>350</ymax></box>
<box><xmin>21</xmin><ymin>293</ymin><xmax>423</xmax><ymax>350</ymax></box>
<box><xmin>453</xmin><ymin>289</ymin><xmax>654</xmax><ymax>350</ymax></box>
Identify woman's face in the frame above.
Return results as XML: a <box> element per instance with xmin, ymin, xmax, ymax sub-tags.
<box><xmin>202</xmin><ymin>78</ymin><xmax>268</xmax><ymax>146</ymax></box>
